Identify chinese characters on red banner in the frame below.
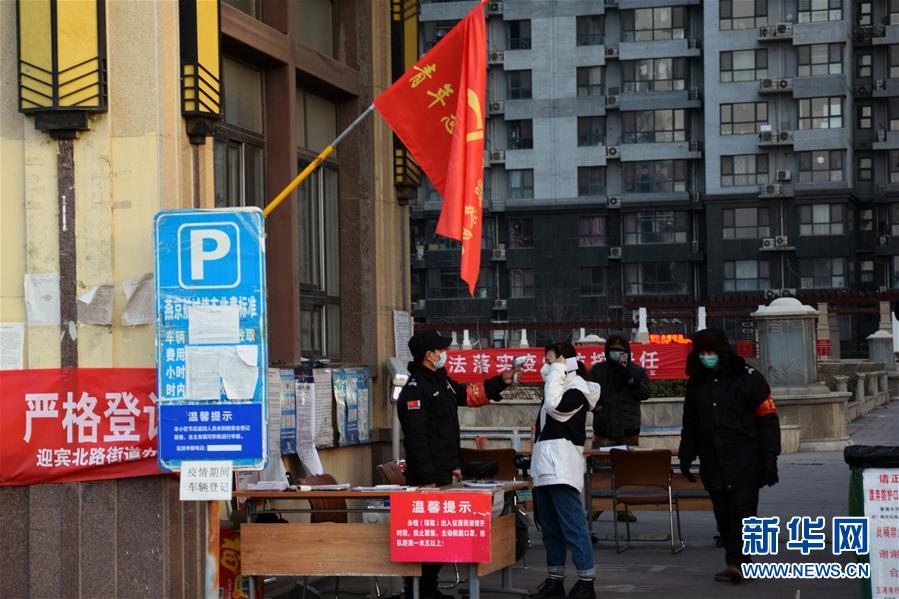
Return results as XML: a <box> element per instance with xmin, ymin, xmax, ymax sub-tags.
<box><xmin>390</xmin><ymin>492</ymin><xmax>493</xmax><ymax>563</ymax></box>
<box><xmin>443</xmin><ymin>344</ymin><xmax>691</xmax><ymax>383</ymax></box>
<box><xmin>0</xmin><ymin>368</ymin><xmax>163</xmax><ymax>486</ymax></box>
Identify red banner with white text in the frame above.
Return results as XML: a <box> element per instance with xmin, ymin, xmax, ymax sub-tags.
<box><xmin>445</xmin><ymin>344</ymin><xmax>691</xmax><ymax>383</ymax></box>
<box><xmin>0</xmin><ymin>368</ymin><xmax>164</xmax><ymax>486</ymax></box>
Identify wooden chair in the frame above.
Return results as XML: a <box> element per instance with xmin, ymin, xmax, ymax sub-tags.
<box><xmin>609</xmin><ymin>449</ymin><xmax>685</xmax><ymax>554</ymax></box>
<box><xmin>460</xmin><ymin>447</ymin><xmax>520</xmax><ymax>480</ymax></box>
<box><xmin>377</xmin><ymin>461</ymin><xmax>406</xmax><ymax>485</ymax></box>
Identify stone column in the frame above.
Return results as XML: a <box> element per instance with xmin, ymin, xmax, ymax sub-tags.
<box><xmin>635</xmin><ymin>307</ymin><xmax>650</xmax><ymax>343</ymax></box>
<box><xmin>868</xmin><ymin>330</ymin><xmax>897</xmax><ymax>372</ymax></box>
<box><xmin>697</xmin><ymin>306</ymin><xmax>707</xmax><ymax>331</ymax></box>
<box><xmin>834</xmin><ymin>375</ymin><xmax>849</xmax><ymax>393</ymax></box>
<box><xmin>752</xmin><ymin>298</ymin><xmax>819</xmax><ymax>388</ymax></box>
<box><xmin>856</xmin><ymin>373</ymin><xmax>867</xmax><ymax>403</ymax></box>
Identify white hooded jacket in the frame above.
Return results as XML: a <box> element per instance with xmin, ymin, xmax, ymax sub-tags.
<box><xmin>530</xmin><ymin>362</ymin><xmax>601</xmax><ymax>494</ymax></box>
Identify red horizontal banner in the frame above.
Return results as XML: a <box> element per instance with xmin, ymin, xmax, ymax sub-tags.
<box><xmin>446</xmin><ymin>344</ymin><xmax>690</xmax><ymax>382</ymax></box>
<box><xmin>0</xmin><ymin>368</ymin><xmax>164</xmax><ymax>486</ymax></box>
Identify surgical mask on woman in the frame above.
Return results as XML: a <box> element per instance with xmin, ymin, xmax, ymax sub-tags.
<box><xmin>433</xmin><ymin>351</ymin><xmax>447</xmax><ymax>370</ymax></box>
<box><xmin>608</xmin><ymin>350</ymin><xmax>627</xmax><ymax>365</ymax></box>
<box><xmin>699</xmin><ymin>354</ymin><xmax>719</xmax><ymax>369</ymax></box>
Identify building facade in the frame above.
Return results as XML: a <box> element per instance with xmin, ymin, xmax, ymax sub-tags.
<box><xmin>1</xmin><ymin>1</ymin><xmax>405</xmax><ymax>596</ymax></box>
<box><xmin>411</xmin><ymin>0</ymin><xmax>899</xmax><ymax>352</ymax></box>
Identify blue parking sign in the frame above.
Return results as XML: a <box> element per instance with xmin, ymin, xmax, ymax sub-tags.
<box><xmin>154</xmin><ymin>208</ymin><xmax>268</xmax><ymax>471</ymax></box>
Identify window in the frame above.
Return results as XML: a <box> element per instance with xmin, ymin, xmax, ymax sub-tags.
<box><xmin>798</xmin><ymin>0</ymin><xmax>842</xmax><ymax>23</ymax></box>
<box><xmin>578</xmin><ymin>216</ymin><xmax>606</xmax><ymax>247</ymax></box>
<box><xmin>293</xmin><ymin>0</ymin><xmax>334</xmax><ymax>57</ymax></box>
<box><xmin>720</xmin><ymin>0</ymin><xmax>768</xmax><ymax>30</ymax></box>
<box><xmin>577</xmin><ymin>116</ymin><xmax>604</xmax><ymax>146</ymax></box>
<box><xmin>625</xmin><ymin>263</ymin><xmax>690</xmax><ymax>295</ymax></box>
<box><xmin>507</xmin><ymin>70</ymin><xmax>532</xmax><ymax>99</ymax></box>
<box><xmin>857</xmin><ymin>52</ymin><xmax>872</xmax><ymax>78</ymax></box>
<box><xmin>720</xmin><ymin>102</ymin><xmax>768</xmax><ymax>134</ymax></box>
<box><xmin>798</xmin><ymin>97</ymin><xmax>842</xmax><ymax>129</ymax></box>
<box><xmin>509</xmin><ymin>218</ymin><xmax>534</xmax><ymax>248</ymax></box>
<box><xmin>507</xmin><ymin>169</ymin><xmax>534</xmax><ymax>199</ymax></box>
<box><xmin>799</xmin><ymin>150</ymin><xmax>844</xmax><ymax>182</ymax></box>
<box><xmin>623</xmin><ymin>160</ymin><xmax>688</xmax><ymax>192</ymax></box>
<box><xmin>510</xmin><ymin>269</ymin><xmax>535</xmax><ymax>298</ymax></box>
<box><xmin>623</xmin><ymin>211</ymin><xmax>689</xmax><ymax>244</ymax></box>
<box><xmin>724</xmin><ymin>260</ymin><xmax>771</xmax><ymax>291</ymax></box>
<box><xmin>622</xmin><ymin>58</ymin><xmax>688</xmax><ymax>92</ymax></box>
<box><xmin>891</xmin><ymin>151</ymin><xmax>899</xmax><ymax>183</ymax></box>
<box><xmin>858</xmin><ymin>156</ymin><xmax>873</xmax><ymax>181</ymax></box>
<box><xmin>422</xmin><ymin>21</ymin><xmax>456</xmax><ymax>52</ymax></box>
<box><xmin>860</xmin><ymin>259</ymin><xmax>875</xmax><ymax>283</ymax></box>
<box><xmin>799</xmin><ymin>258</ymin><xmax>846</xmax><ymax>288</ymax></box>
<box><xmin>857</xmin><ymin>1</ymin><xmax>872</xmax><ymax>25</ymax></box>
<box><xmin>623</xmin><ymin>109</ymin><xmax>686</xmax><ymax>143</ymax></box>
<box><xmin>215</xmin><ymin>58</ymin><xmax>265</xmax><ymax>208</ymax></box>
<box><xmin>860</xmin><ymin>208</ymin><xmax>873</xmax><ymax>231</ymax></box>
<box><xmin>720</xmin><ymin>49</ymin><xmax>768</xmax><ymax>82</ymax></box>
<box><xmin>577</xmin><ymin>67</ymin><xmax>604</xmax><ymax>97</ymax></box>
<box><xmin>723</xmin><ymin>207</ymin><xmax>771</xmax><ymax>239</ymax></box>
<box><xmin>298</xmin><ymin>165</ymin><xmax>341</xmax><ymax>359</ymax></box>
<box><xmin>799</xmin><ymin>204</ymin><xmax>845</xmax><ymax>235</ymax></box>
<box><xmin>577</xmin><ymin>15</ymin><xmax>603</xmax><ymax>46</ymax></box>
<box><xmin>580</xmin><ymin>267</ymin><xmax>606</xmax><ymax>296</ymax></box>
<box><xmin>507</xmin><ymin>120</ymin><xmax>533</xmax><ymax>149</ymax></box>
<box><xmin>892</xmin><ymin>205</ymin><xmax>899</xmax><ymax>235</ymax></box>
<box><xmin>622</xmin><ymin>7</ymin><xmax>686</xmax><ymax>41</ymax></box>
<box><xmin>890</xmin><ymin>98</ymin><xmax>899</xmax><ymax>131</ymax></box>
<box><xmin>224</xmin><ymin>0</ymin><xmax>260</xmax><ymax>19</ymax></box>
<box><xmin>858</xmin><ymin>104</ymin><xmax>873</xmax><ymax>129</ymax></box>
<box><xmin>506</xmin><ymin>20</ymin><xmax>531</xmax><ymax>50</ymax></box>
<box><xmin>721</xmin><ymin>154</ymin><xmax>770</xmax><ymax>186</ymax></box>
<box><xmin>578</xmin><ymin>167</ymin><xmax>605</xmax><ymax>196</ymax></box>
<box><xmin>892</xmin><ymin>0</ymin><xmax>899</xmax><ymax>24</ymax></box>
<box><xmin>429</xmin><ymin>268</ymin><xmax>490</xmax><ymax>299</ymax></box>
<box><xmin>891</xmin><ymin>45</ymin><xmax>899</xmax><ymax>78</ymax></box>
<box><xmin>797</xmin><ymin>43</ymin><xmax>842</xmax><ymax>77</ymax></box>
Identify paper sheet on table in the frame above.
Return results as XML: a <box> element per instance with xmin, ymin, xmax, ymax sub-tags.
<box><xmin>0</xmin><ymin>323</ymin><xmax>25</xmax><ymax>370</ymax></box>
<box><xmin>598</xmin><ymin>445</ymin><xmax>629</xmax><ymax>452</ymax></box>
<box><xmin>121</xmin><ymin>273</ymin><xmax>154</xmax><ymax>326</ymax></box>
<box><xmin>185</xmin><ymin>345</ymin><xmax>223</xmax><ymax>399</ymax></box>
<box><xmin>77</xmin><ymin>284</ymin><xmax>115</xmax><ymax>325</ymax></box>
<box><xmin>220</xmin><ymin>345</ymin><xmax>259</xmax><ymax>399</ymax></box>
<box><xmin>24</xmin><ymin>273</ymin><xmax>60</xmax><ymax>326</ymax></box>
<box><xmin>188</xmin><ymin>304</ymin><xmax>239</xmax><ymax>344</ymax></box>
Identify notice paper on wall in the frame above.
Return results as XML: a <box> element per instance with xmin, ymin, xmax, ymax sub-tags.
<box><xmin>121</xmin><ymin>273</ymin><xmax>154</xmax><ymax>326</ymax></box>
<box><xmin>0</xmin><ymin>323</ymin><xmax>25</xmax><ymax>370</ymax></box>
<box><xmin>294</xmin><ymin>368</ymin><xmax>323</xmax><ymax>474</ymax></box>
<box><xmin>188</xmin><ymin>304</ymin><xmax>239</xmax><ymax>345</ymax></box>
<box><xmin>278</xmin><ymin>369</ymin><xmax>297</xmax><ymax>455</ymax></box>
<box><xmin>24</xmin><ymin>273</ymin><xmax>60</xmax><ymax>326</ymax></box>
<box><xmin>313</xmin><ymin>369</ymin><xmax>335</xmax><ymax>448</ymax></box>
<box><xmin>393</xmin><ymin>310</ymin><xmax>413</xmax><ymax>363</ymax></box>
<box><xmin>179</xmin><ymin>460</ymin><xmax>233</xmax><ymax>501</ymax></box>
<box><xmin>262</xmin><ymin>369</ymin><xmax>286</xmax><ymax>482</ymax></box>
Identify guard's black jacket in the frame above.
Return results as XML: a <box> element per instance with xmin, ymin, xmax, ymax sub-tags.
<box><xmin>397</xmin><ymin>362</ymin><xmax>507</xmax><ymax>485</ymax></box>
<box><xmin>590</xmin><ymin>337</ymin><xmax>652</xmax><ymax>440</ymax></box>
<box><xmin>678</xmin><ymin>352</ymin><xmax>781</xmax><ymax>491</ymax></box>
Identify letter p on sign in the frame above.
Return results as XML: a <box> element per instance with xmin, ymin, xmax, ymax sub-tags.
<box><xmin>177</xmin><ymin>223</ymin><xmax>241</xmax><ymax>289</ymax></box>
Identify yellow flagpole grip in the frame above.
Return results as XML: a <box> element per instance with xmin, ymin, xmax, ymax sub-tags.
<box><xmin>262</xmin><ymin>145</ymin><xmax>334</xmax><ymax>218</ymax></box>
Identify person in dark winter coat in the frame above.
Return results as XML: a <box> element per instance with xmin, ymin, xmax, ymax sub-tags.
<box><xmin>590</xmin><ymin>334</ymin><xmax>651</xmax><ymax>447</ymax></box>
<box><xmin>678</xmin><ymin>328</ymin><xmax>781</xmax><ymax>585</ymax></box>
<box><xmin>398</xmin><ymin>330</ymin><xmax>519</xmax><ymax>599</ymax></box>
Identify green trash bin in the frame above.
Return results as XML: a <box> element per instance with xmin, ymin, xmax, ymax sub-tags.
<box><xmin>844</xmin><ymin>445</ymin><xmax>899</xmax><ymax>599</ymax></box>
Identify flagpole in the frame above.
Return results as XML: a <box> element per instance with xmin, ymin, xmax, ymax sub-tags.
<box><xmin>262</xmin><ymin>104</ymin><xmax>375</xmax><ymax>218</ymax></box>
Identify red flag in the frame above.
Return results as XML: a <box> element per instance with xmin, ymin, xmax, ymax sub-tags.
<box><xmin>374</xmin><ymin>2</ymin><xmax>487</xmax><ymax>295</ymax></box>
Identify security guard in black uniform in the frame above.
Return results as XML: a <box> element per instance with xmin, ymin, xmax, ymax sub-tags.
<box><xmin>398</xmin><ymin>330</ymin><xmax>518</xmax><ymax>599</ymax></box>
<box><xmin>679</xmin><ymin>328</ymin><xmax>781</xmax><ymax>585</ymax></box>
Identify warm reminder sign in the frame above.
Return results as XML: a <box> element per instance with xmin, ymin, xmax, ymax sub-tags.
<box><xmin>390</xmin><ymin>492</ymin><xmax>492</xmax><ymax>563</ymax></box>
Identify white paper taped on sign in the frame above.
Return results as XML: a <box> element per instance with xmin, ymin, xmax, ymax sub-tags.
<box><xmin>188</xmin><ymin>304</ymin><xmax>239</xmax><ymax>345</ymax></box>
<box><xmin>184</xmin><ymin>345</ymin><xmax>259</xmax><ymax>400</ymax></box>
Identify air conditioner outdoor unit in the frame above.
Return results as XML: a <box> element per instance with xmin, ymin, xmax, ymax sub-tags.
<box><xmin>492</xmin><ymin>247</ymin><xmax>506</xmax><ymax>261</ymax></box>
<box><xmin>487</xmin><ymin>1</ymin><xmax>503</xmax><ymax>15</ymax></box>
<box><xmin>609</xmin><ymin>246</ymin><xmax>622</xmax><ymax>259</ymax></box>
<box><xmin>875</xmin><ymin>79</ymin><xmax>887</xmax><ymax>91</ymax></box>
<box><xmin>488</xmin><ymin>101</ymin><xmax>505</xmax><ymax>114</ymax></box>
<box><xmin>760</xmin><ymin>130</ymin><xmax>774</xmax><ymax>142</ymax></box>
<box><xmin>760</xmin><ymin>183</ymin><xmax>782</xmax><ymax>197</ymax></box>
<box><xmin>605</xmin><ymin>94</ymin><xmax>620</xmax><ymax>109</ymax></box>
<box><xmin>858</xmin><ymin>84</ymin><xmax>872</xmax><ymax>96</ymax></box>
<box><xmin>488</xmin><ymin>51</ymin><xmax>504</xmax><ymax>64</ymax></box>
<box><xmin>776</xmin><ymin>23</ymin><xmax>792</xmax><ymax>35</ymax></box>
<box><xmin>689</xmin><ymin>140</ymin><xmax>701</xmax><ymax>152</ymax></box>
<box><xmin>781</xmin><ymin>288</ymin><xmax>796</xmax><ymax>297</ymax></box>
<box><xmin>688</xmin><ymin>87</ymin><xmax>701</xmax><ymax>101</ymax></box>
<box><xmin>776</xmin><ymin>169</ymin><xmax>791</xmax><ymax>181</ymax></box>
<box><xmin>414</xmin><ymin>299</ymin><xmax>426</xmax><ymax>310</ymax></box>
<box><xmin>691</xmin><ymin>240</ymin><xmax>700</xmax><ymax>253</ymax></box>
<box><xmin>761</xmin><ymin>237</ymin><xmax>775</xmax><ymax>250</ymax></box>
<box><xmin>876</xmin><ymin>129</ymin><xmax>888</xmax><ymax>142</ymax></box>
<box><xmin>605</xmin><ymin>46</ymin><xmax>619</xmax><ymax>58</ymax></box>
<box><xmin>873</xmin><ymin>23</ymin><xmax>886</xmax><ymax>36</ymax></box>
<box><xmin>607</xmin><ymin>195</ymin><xmax>621</xmax><ymax>208</ymax></box>
<box><xmin>774</xmin><ymin>235</ymin><xmax>789</xmax><ymax>248</ymax></box>
<box><xmin>778</xmin><ymin>130</ymin><xmax>793</xmax><ymax>142</ymax></box>
<box><xmin>490</xmin><ymin>150</ymin><xmax>505</xmax><ymax>163</ymax></box>
<box><xmin>761</xmin><ymin>78</ymin><xmax>774</xmax><ymax>89</ymax></box>
<box><xmin>493</xmin><ymin>299</ymin><xmax>508</xmax><ymax>310</ymax></box>
<box><xmin>759</xmin><ymin>26</ymin><xmax>772</xmax><ymax>38</ymax></box>
<box><xmin>688</xmin><ymin>38</ymin><xmax>700</xmax><ymax>49</ymax></box>
<box><xmin>777</xmin><ymin>78</ymin><xmax>792</xmax><ymax>90</ymax></box>
<box><xmin>690</xmin><ymin>191</ymin><xmax>702</xmax><ymax>203</ymax></box>
<box><xmin>604</xmin><ymin>0</ymin><xmax>617</xmax><ymax>6</ymax></box>
<box><xmin>606</xmin><ymin>145</ymin><xmax>620</xmax><ymax>159</ymax></box>
<box><xmin>880</xmin><ymin>235</ymin><xmax>890</xmax><ymax>247</ymax></box>
<box><xmin>415</xmin><ymin>244</ymin><xmax>425</xmax><ymax>259</ymax></box>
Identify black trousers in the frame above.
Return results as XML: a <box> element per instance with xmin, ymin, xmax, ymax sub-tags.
<box><xmin>404</xmin><ymin>470</ymin><xmax>453</xmax><ymax>598</ymax></box>
<box><xmin>708</xmin><ymin>486</ymin><xmax>759</xmax><ymax>567</ymax></box>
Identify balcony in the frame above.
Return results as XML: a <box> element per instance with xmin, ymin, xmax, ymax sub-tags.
<box><xmin>873</xmin><ymin>130</ymin><xmax>899</xmax><ymax>151</ymax></box>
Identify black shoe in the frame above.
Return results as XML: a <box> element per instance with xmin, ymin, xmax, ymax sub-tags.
<box><xmin>530</xmin><ymin>577</ymin><xmax>566</xmax><ymax>599</ymax></box>
<box><xmin>567</xmin><ymin>579</ymin><xmax>596</xmax><ymax>599</ymax></box>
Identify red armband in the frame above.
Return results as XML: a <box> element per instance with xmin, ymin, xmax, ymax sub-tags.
<box><xmin>466</xmin><ymin>382</ymin><xmax>489</xmax><ymax>407</ymax></box>
<box><xmin>755</xmin><ymin>395</ymin><xmax>777</xmax><ymax>416</ymax></box>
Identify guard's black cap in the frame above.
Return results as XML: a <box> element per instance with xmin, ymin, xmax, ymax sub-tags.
<box><xmin>409</xmin><ymin>330</ymin><xmax>453</xmax><ymax>362</ymax></box>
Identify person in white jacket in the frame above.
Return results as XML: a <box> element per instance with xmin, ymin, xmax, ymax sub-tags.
<box><xmin>529</xmin><ymin>342</ymin><xmax>601</xmax><ymax>599</ymax></box>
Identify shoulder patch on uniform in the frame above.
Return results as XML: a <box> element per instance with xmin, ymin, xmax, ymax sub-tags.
<box><xmin>432</xmin><ymin>390</ymin><xmax>440</xmax><ymax>397</ymax></box>
<box><xmin>407</xmin><ymin>379</ymin><xmax>418</xmax><ymax>387</ymax></box>
<box><xmin>407</xmin><ymin>400</ymin><xmax>421</xmax><ymax>410</ymax></box>
<box><xmin>746</xmin><ymin>366</ymin><xmax>756</xmax><ymax>375</ymax></box>
<box><xmin>755</xmin><ymin>395</ymin><xmax>777</xmax><ymax>416</ymax></box>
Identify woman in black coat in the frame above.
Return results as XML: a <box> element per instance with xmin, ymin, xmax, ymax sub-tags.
<box><xmin>678</xmin><ymin>329</ymin><xmax>781</xmax><ymax>584</ymax></box>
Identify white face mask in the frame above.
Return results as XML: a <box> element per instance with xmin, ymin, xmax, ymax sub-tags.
<box><xmin>540</xmin><ymin>363</ymin><xmax>552</xmax><ymax>381</ymax></box>
<box><xmin>433</xmin><ymin>351</ymin><xmax>447</xmax><ymax>370</ymax></box>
